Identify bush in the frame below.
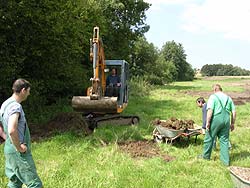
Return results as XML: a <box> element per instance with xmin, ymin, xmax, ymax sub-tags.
<box><xmin>129</xmin><ymin>76</ymin><xmax>152</xmax><ymax>98</ymax></box>
<box><xmin>145</xmin><ymin>74</ymin><xmax>164</xmax><ymax>85</ymax></box>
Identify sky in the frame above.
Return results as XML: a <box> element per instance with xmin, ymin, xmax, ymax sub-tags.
<box><xmin>144</xmin><ymin>0</ymin><xmax>250</xmax><ymax>70</ymax></box>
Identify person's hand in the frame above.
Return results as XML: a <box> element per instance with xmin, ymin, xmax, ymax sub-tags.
<box><xmin>18</xmin><ymin>143</ymin><xmax>27</xmax><ymax>153</ymax></box>
<box><xmin>117</xmin><ymin>83</ymin><xmax>121</xmax><ymax>87</ymax></box>
<box><xmin>206</xmin><ymin>123</ymin><xmax>210</xmax><ymax>131</ymax></box>
<box><xmin>230</xmin><ymin>124</ymin><xmax>235</xmax><ymax>131</ymax></box>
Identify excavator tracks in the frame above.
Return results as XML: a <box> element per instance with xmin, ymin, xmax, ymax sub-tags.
<box><xmin>85</xmin><ymin>114</ymin><xmax>140</xmax><ymax>130</ymax></box>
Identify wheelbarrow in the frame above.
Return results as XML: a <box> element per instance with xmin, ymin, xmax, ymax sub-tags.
<box><xmin>181</xmin><ymin>126</ymin><xmax>202</xmax><ymax>143</ymax></box>
<box><xmin>153</xmin><ymin>124</ymin><xmax>202</xmax><ymax>144</ymax></box>
<box><xmin>153</xmin><ymin>125</ymin><xmax>185</xmax><ymax>144</ymax></box>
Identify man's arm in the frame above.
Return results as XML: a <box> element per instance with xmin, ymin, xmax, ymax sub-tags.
<box><xmin>0</xmin><ymin>124</ymin><xmax>6</xmax><ymax>140</ymax></box>
<box><xmin>206</xmin><ymin>109</ymin><xmax>213</xmax><ymax>130</ymax></box>
<box><xmin>116</xmin><ymin>76</ymin><xmax>121</xmax><ymax>87</ymax></box>
<box><xmin>230</xmin><ymin>111</ymin><xmax>236</xmax><ymax>131</ymax></box>
<box><xmin>8</xmin><ymin>113</ymin><xmax>27</xmax><ymax>153</ymax></box>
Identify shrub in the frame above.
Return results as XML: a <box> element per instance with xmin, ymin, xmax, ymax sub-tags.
<box><xmin>129</xmin><ymin>76</ymin><xmax>152</xmax><ymax>98</ymax></box>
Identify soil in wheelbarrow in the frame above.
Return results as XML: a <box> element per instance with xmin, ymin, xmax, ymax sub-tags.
<box><xmin>118</xmin><ymin>140</ymin><xmax>175</xmax><ymax>162</ymax></box>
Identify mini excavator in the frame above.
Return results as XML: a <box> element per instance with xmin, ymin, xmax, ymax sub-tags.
<box><xmin>72</xmin><ymin>27</ymin><xmax>139</xmax><ymax>129</ymax></box>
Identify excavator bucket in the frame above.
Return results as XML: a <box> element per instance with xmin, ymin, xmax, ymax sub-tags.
<box><xmin>72</xmin><ymin>96</ymin><xmax>118</xmax><ymax>114</ymax></box>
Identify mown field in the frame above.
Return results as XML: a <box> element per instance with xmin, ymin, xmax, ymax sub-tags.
<box><xmin>0</xmin><ymin>76</ymin><xmax>249</xmax><ymax>188</ymax></box>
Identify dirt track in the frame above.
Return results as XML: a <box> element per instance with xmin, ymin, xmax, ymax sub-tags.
<box><xmin>184</xmin><ymin>79</ymin><xmax>250</xmax><ymax>105</ymax></box>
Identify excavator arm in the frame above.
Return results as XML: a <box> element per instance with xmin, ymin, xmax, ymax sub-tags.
<box><xmin>72</xmin><ymin>27</ymin><xmax>118</xmax><ymax>114</ymax></box>
<box><xmin>88</xmin><ymin>26</ymin><xmax>106</xmax><ymax>100</ymax></box>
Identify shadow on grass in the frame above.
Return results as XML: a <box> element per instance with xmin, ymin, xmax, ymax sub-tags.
<box><xmin>158</xmin><ymin>85</ymin><xmax>196</xmax><ymax>91</ymax></box>
<box><xmin>164</xmin><ymin>136</ymin><xmax>203</xmax><ymax>148</ymax></box>
<box><xmin>231</xmin><ymin>150</ymin><xmax>250</xmax><ymax>162</ymax></box>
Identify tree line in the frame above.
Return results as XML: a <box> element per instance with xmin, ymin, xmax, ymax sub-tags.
<box><xmin>200</xmin><ymin>64</ymin><xmax>250</xmax><ymax>76</ymax></box>
<box><xmin>0</xmin><ymin>0</ymin><xmax>194</xmax><ymax>111</ymax></box>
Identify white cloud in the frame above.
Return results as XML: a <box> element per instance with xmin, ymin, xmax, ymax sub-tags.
<box><xmin>181</xmin><ymin>0</ymin><xmax>250</xmax><ymax>42</ymax></box>
<box><xmin>144</xmin><ymin>0</ymin><xmax>196</xmax><ymax>11</ymax></box>
<box><xmin>144</xmin><ymin>0</ymin><xmax>195</xmax><ymax>5</ymax></box>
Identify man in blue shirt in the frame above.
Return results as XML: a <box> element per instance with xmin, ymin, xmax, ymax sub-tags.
<box><xmin>196</xmin><ymin>97</ymin><xmax>207</xmax><ymax>134</ymax></box>
<box><xmin>105</xmin><ymin>68</ymin><xmax>121</xmax><ymax>97</ymax></box>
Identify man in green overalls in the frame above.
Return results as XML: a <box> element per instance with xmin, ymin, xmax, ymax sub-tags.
<box><xmin>203</xmin><ymin>84</ymin><xmax>236</xmax><ymax>166</ymax></box>
<box><xmin>0</xmin><ymin>79</ymin><xmax>43</xmax><ymax>188</ymax></box>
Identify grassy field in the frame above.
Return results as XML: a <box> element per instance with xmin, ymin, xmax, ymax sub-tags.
<box><xmin>0</xmin><ymin>77</ymin><xmax>249</xmax><ymax>188</ymax></box>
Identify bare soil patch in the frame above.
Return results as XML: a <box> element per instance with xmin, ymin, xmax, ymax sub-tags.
<box><xmin>118</xmin><ymin>140</ymin><xmax>175</xmax><ymax>162</ymax></box>
<box><xmin>29</xmin><ymin>112</ymin><xmax>92</xmax><ymax>141</ymax></box>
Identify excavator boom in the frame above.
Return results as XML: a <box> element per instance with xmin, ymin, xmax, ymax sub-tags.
<box><xmin>72</xmin><ymin>27</ymin><xmax>118</xmax><ymax>114</ymax></box>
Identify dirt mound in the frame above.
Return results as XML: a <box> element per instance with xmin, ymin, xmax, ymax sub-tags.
<box><xmin>29</xmin><ymin>112</ymin><xmax>92</xmax><ymax>141</ymax></box>
<box><xmin>118</xmin><ymin>140</ymin><xmax>175</xmax><ymax>162</ymax></box>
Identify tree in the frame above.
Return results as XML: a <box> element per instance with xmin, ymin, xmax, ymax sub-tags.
<box><xmin>149</xmin><ymin>55</ymin><xmax>177</xmax><ymax>84</ymax></box>
<box><xmin>0</xmin><ymin>0</ymin><xmax>98</xmax><ymax>104</ymax></box>
<box><xmin>129</xmin><ymin>37</ymin><xmax>177</xmax><ymax>85</ymax></box>
<box><xmin>161</xmin><ymin>41</ymin><xmax>194</xmax><ymax>81</ymax></box>
<box><xmin>130</xmin><ymin>36</ymin><xmax>158</xmax><ymax>76</ymax></box>
<box><xmin>100</xmin><ymin>0</ymin><xmax>150</xmax><ymax>61</ymax></box>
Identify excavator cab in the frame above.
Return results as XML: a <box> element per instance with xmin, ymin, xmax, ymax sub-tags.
<box><xmin>72</xmin><ymin>60</ymin><xmax>129</xmax><ymax>114</ymax></box>
<box><xmin>105</xmin><ymin>60</ymin><xmax>129</xmax><ymax>112</ymax></box>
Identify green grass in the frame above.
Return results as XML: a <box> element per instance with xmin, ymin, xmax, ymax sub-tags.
<box><xmin>1</xmin><ymin>77</ymin><xmax>249</xmax><ymax>188</ymax></box>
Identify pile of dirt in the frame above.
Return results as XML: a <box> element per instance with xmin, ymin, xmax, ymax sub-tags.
<box><xmin>152</xmin><ymin>117</ymin><xmax>195</xmax><ymax>130</ymax></box>
<box><xmin>118</xmin><ymin>140</ymin><xmax>175</xmax><ymax>162</ymax></box>
<box><xmin>29</xmin><ymin>112</ymin><xmax>92</xmax><ymax>141</ymax></box>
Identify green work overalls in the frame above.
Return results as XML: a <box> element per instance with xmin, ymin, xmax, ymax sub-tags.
<box><xmin>1</xmin><ymin>100</ymin><xmax>43</xmax><ymax>188</ymax></box>
<box><xmin>203</xmin><ymin>95</ymin><xmax>230</xmax><ymax>166</ymax></box>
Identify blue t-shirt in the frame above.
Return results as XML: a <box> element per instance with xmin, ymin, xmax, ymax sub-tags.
<box><xmin>202</xmin><ymin>103</ymin><xmax>207</xmax><ymax>129</ymax></box>
<box><xmin>106</xmin><ymin>75</ymin><xmax>120</xmax><ymax>86</ymax></box>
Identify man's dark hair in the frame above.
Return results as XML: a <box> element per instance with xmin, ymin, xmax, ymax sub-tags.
<box><xmin>12</xmin><ymin>78</ymin><xmax>31</xmax><ymax>93</ymax></box>
<box><xmin>196</xmin><ymin>97</ymin><xmax>206</xmax><ymax>104</ymax></box>
<box><xmin>214</xmin><ymin>84</ymin><xmax>223</xmax><ymax>91</ymax></box>
<box><xmin>111</xmin><ymin>67</ymin><xmax>117</xmax><ymax>74</ymax></box>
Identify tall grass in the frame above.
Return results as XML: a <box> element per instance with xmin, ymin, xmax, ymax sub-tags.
<box><xmin>0</xmin><ymin>77</ymin><xmax>249</xmax><ymax>188</ymax></box>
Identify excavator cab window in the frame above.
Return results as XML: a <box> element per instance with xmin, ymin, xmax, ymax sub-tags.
<box><xmin>105</xmin><ymin>66</ymin><xmax>121</xmax><ymax>98</ymax></box>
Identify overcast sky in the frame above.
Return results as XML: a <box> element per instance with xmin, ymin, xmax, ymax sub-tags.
<box><xmin>144</xmin><ymin>0</ymin><xmax>250</xmax><ymax>70</ymax></box>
